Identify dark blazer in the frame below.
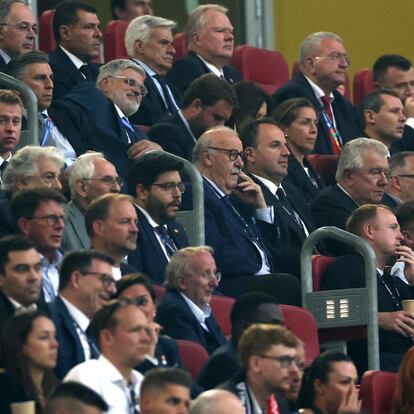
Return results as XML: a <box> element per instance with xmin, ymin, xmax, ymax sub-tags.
<box><xmin>0</xmin><ymin>54</ymin><xmax>7</xmax><ymax>73</ymax></box>
<box><xmin>381</xmin><ymin>192</ymin><xmax>400</xmax><ymax>209</ymax></box>
<box><xmin>156</xmin><ymin>289</ymin><xmax>227</xmax><ymax>354</ymax></box>
<box><xmin>167</xmin><ymin>52</ymin><xmax>242</xmax><ymax>95</ymax></box>
<box><xmin>284</xmin><ymin>155</ymin><xmax>326</xmax><ymax>204</ymax></box>
<box><xmin>129</xmin><ymin>67</ymin><xmax>181</xmax><ymax>126</ymax></box>
<box><xmin>148</xmin><ymin>112</ymin><xmax>196</xmax><ymax>161</ymax></box>
<box><xmin>391</xmin><ymin>124</ymin><xmax>414</xmax><ymax>153</ymax></box>
<box><xmin>0</xmin><ymin>190</ymin><xmax>14</xmax><ymax>238</ymax></box>
<box><xmin>49</xmin><ymin>47</ymin><xmax>100</xmax><ymax>101</ymax></box>
<box><xmin>0</xmin><ymin>291</ymin><xmax>15</xmax><ymax>335</ymax></box>
<box><xmin>128</xmin><ymin>207</ymin><xmax>189</xmax><ymax>284</ymax></box>
<box><xmin>272</xmin><ymin>73</ymin><xmax>361</xmax><ymax>154</ymax></box>
<box><xmin>50</xmin><ymin>82</ymin><xmax>147</xmax><ymax>180</ymax></box>
<box><xmin>47</xmin><ymin>296</ymin><xmax>99</xmax><ymax>379</ymax></box>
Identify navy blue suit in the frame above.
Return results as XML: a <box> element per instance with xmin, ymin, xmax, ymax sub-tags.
<box><xmin>0</xmin><ymin>190</ymin><xmax>14</xmax><ymax>238</ymax></box>
<box><xmin>156</xmin><ymin>289</ymin><xmax>227</xmax><ymax>354</ymax></box>
<box><xmin>0</xmin><ymin>291</ymin><xmax>15</xmax><ymax>335</ymax></box>
<box><xmin>50</xmin><ymin>82</ymin><xmax>147</xmax><ymax>180</ymax></box>
<box><xmin>148</xmin><ymin>112</ymin><xmax>196</xmax><ymax>161</ymax></box>
<box><xmin>47</xmin><ymin>296</ymin><xmax>99</xmax><ymax>379</ymax></box>
<box><xmin>49</xmin><ymin>47</ymin><xmax>100</xmax><ymax>101</ymax></box>
<box><xmin>167</xmin><ymin>52</ymin><xmax>242</xmax><ymax>95</ymax></box>
<box><xmin>128</xmin><ymin>207</ymin><xmax>189</xmax><ymax>284</ymax></box>
<box><xmin>272</xmin><ymin>73</ymin><xmax>361</xmax><ymax>155</ymax></box>
<box><xmin>0</xmin><ymin>54</ymin><xmax>7</xmax><ymax>73</ymax></box>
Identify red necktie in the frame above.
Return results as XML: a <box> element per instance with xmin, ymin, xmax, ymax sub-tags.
<box><xmin>267</xmin><ymin>394</ymin><xmax>280</xmax><ymax>414</ymax></box>
<box><xmin>321</xmin><ymin>95</ymin><xmax>341</xmax><ymax>156</ymax></box>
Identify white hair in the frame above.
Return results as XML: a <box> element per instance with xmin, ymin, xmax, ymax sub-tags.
<box><xmin>299</xmin><ymin>31</ymin><xmax>343</xmax><ymax>64</ymax></box>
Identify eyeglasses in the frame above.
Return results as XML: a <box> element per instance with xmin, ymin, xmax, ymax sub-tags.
<box><xmin>26</xmin><ymin>214</ymin><xmax>65</xmax><ymax>226</ymax></box>
<box><xmin>397</xmin><ymin>174</ymin><xmax>414</xmax><ymax>179</ymax></box>
<box><xmin>110</xmin><ymin>76</ymin><xmax>148</xmax><ymax>96</ymax></box>
<box><xmin>83</xmin><ymin>176</ymin><xmax>123</xmax><ymax>186</ymax></box>
<box><xmin>314</xmin><ymin>52</ymin><xmax>352</xmax><ymax>65</ymax></box>
<box><xmin>258</xmin><ymin>354</ymin><xmax>297</xmax><ymax>368</ymax></box>
<box><xmin>80</xmin><ymin>271</ymin><xmax>116</xmax><ymax>289</ymax></box>
<box><xmin>201</xmin><ymin>271</ymin><xmax>221</xmax><ymax>283</ymax></box>
<box><xmin>208</xmin><ymin>147</ymin><xmax>245</xmax><ymax>161</ymax></box>
<box><xmin>1</xmin><ymin>22</ymin><xmax>38</xmax><ymax>34</ymax></box>
<box><xmin>40</xmin><ymin>172</ymin><xmax>61</xmax><ymax>185</ymax></box>
<box><xmin>152</xmin><ymin>182</ymin><xmax>185</xmax><ymax>193</ymax></box>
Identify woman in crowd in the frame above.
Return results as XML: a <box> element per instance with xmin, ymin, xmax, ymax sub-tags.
<box><xmin>0</xmin><ymin>311</ymin><xmax>59</xmax><ymax>413</ymax></box>
<box><xmin>392</xmin><ymin>346</ymin><xmax>414</xmax><ymax>414</ymax></box>
<box><xmin>273</xmin><ymin>98</ymin><xmax>326</xmax><ymax>204</ymax></box>
<box><xmin>297</xmin><ymin>351</ymin><xmax>361</xmax><ymax>414</ymax></box>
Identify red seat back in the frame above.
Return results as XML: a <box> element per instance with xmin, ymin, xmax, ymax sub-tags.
<box><xmin>39</xmin><ymin>10</ymin><xmax>56</xmax><ymax>53</ymax></box>
<box><xmin>176</xmin><ymin>339</ymin><xmax>209</xmax><ymax>379</ymax></box>
<box><xmin>306</xmin><ymin>154</ymin><xmax>339</xmax><ymax>186</ymax></box>
<box><xmin>360</xmin><ymin>370</ymin><xmax>397</xmax><ymax>414</ymax></box>
<box><xmin>104</xmin><ymin>20</ymin><xmax>129</xmax><ymax>61</ymax></box>
<box><xmin>353</xmin><ymin>68</ymin><xmax>374</xmax><ymax>107</ymax></box>
<box><xmin>312</xmin><ymin>255</ymin><xmax>335</xmax><ymax>291</ymax></box>
<box><xmin>230</xmin><ymin>45</ymin><xmax>289</xmax><ymax>95</ymax></box>
<box><xmin>210</xmin><ymin>294</ymin><xmax>235</xmax><ymax>338</ymax></box>
<box><xmin>172</xmin><ymin>32</ymin><xmax>187</xmax><ymax>64</ymax></box>
<box><xmin>153</xmin><ymin>284</ymin><xmax>165</xmax><ymax>304</ymax></box>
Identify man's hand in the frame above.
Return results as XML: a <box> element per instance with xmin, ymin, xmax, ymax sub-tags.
<box><xmin>397</xmin><ymin>245</ymin><xmax>414</xmax><ymax>284</ymax></box>
<box><xmin>378</xmin><ymin>311</ymin><xmax>414</xmax><ymax>338</ymax></box>
<box><xmin>232</xmin><ymin>172</ymin><xmax>267</xmax><ymax>208</ymax></box>
<box><xmin>127</xmin><ymin>140</ymin><xmax>161</xmax><ymax>159</ymax></box>
<box><xmin>146</xmin><ymin>322</ymin><xmax>161</xmax><ymax>357</ymax></box>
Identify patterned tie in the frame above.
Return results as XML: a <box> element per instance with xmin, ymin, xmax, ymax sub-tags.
<box><xmin>153</xmin><ymin>74</ymin><xmax>178</xmax><ymax>114</ymax></box>
<box><xmin>155</xmin><ymin>225</ymin><xmax>177</xmax><ymax>257</ymax></box>
<box><xmin>321</xmin><ymin>95</ymin><xmax>341</xmax><ymax>155</ymax></box>
<box><xmin>267</xmin><ymin>394</ymin><xmax>280</xmax><ymax>414</ymax></box>
<box><xmin>128</xmin><ymin>382</ymin><xmax>139</xmax><ymax>414</ymax></box>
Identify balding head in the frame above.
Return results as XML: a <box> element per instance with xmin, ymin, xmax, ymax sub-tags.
<box><xmin>190</xmin><ymin>389</ymin><xmax>244</xmax><ymax>414</ymax></box>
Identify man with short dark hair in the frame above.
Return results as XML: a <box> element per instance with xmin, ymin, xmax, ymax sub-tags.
<box><xmin>111</xmin><ymin>0</ymin><xmax>154</xmax><ymax>21</ymax></box>
<box><xmin>0</xmin><ymin>234</ymin><xmax>41</xmax><ymax>333</ymax></box>
<box><xmin>48</xmin><ymin>250</ymin><xmax>115</xmax><ymax>378</ymax></box>
<box><xmin>127</xmin><ymin>151</ymin><xmax>189</xmax><ymax>283</ymax></box>
<box><xmin>49</xmin><ymin>1</ymin><xmax>101</xmax><ymax>100</ymax></box>
<box><xmin>149</xmin><ymin>74</ymin><xmax>237</xmax><ymax>160</ymax></box>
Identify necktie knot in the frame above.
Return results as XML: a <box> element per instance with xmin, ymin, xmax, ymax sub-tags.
<box><xmin>79</xmin><ymin>64</ymin><xmax>91</xmax><ymax>80</ymax></box>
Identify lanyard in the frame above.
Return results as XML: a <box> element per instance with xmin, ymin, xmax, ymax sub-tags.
<box><xmin>377</xmin><ymin>273</ymin><xmax>402</xmax><ymax>310</ymax></box>
<box><xmin>321</xmin><ymin>109</ymin><xmax>342</xmax><ymax>147</ymax></box>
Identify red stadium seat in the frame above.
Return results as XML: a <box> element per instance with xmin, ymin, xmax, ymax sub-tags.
<box><xmin>172</xmin><ymin>32</ymin><xmax>187</xmax><ymax>64</ymax></box>
<box><xmin>39</xmin><ymin>10</ymin><xmax>56</xmax><ymax>53</ymax></box>
<box><xmin>153</xmin><ymin>284</ymin><xmax>165</xmax><ymax>303</ymax></box>
<box><xmin>360</xmin><ymin>370</ymin><xmax>397</xmax><ymax>414</ymax></box>
<box><xmin>104</xmin><ymin>20</ymin><xmax>129</xmax><ymax>61</ymax></box>
<box><xmin>230</xmin><ymin>45</ymin><xmax>289</xmax><ymax>95</ymax></box>
<box><xmin>312</xmin><ymin>255</ymin><xmax>335</xmax><ymax>291</ymax></box>
<box><xmin>353</xmin><ymin>68</ymin><xmax>374</xmax><ymax>107</ymax></box>
<box><xmin>306</xmin><ymin>154</ymin><xmax>339</xmax><ymax>186</ymax></box>
<box><xmin>280</xmin><ymin>304</ymin><xmax>319</xmax><ymax>365</ymax></box>
<box><xmin>210</xmin><ymin>294</ymin><xmax>235</xmax><ymax>338</ymax></box>
<box><xmin>176</xmin><ymin>339</ymin><xmax>209</xmax><ymax>379</ymax></box>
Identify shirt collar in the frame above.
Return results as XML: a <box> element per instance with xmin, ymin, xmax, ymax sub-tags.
<box><xmin>196</xmin><ymin>54</ymin><xmax>224</xmax><ymax>77</ymax></box>
<box><xmin>60</xmin><ymin>295</ymin><xmax>90</xmax><ymax>332</ymax></box>
<box><xmin>98</xmin><ymin>354</ymin><xmax>142</xmax><ymax>385</ymax></box>
<box><xmin>7</xmin><ymin>295</ymin><xmax>37</xmax><ymax>312</ymax></box>
<box><xmin>304</xmin><ymin>75</ymin><xmax>335</xmax><ymax>102</ymax></box>
<box><xmin>0</xmin><ymin>152</ymin><xmax>12</xmax><ymax>164</ymax></box>
<box><xmin>136</xmin><ymin>204</ymin><xmax>159</xmax><ymax>228</ymax></box>
<box><xmin>0</xmin><ymin>49</ymin><xmax>11</xmax><ymax>64</ymax></box>
<box><xmin>180</xmin><ymin>292</ymin><xmax>211</xmax><ymax>323</ymax></box>
<box><xmin>251</xmin><ymin>174</ymin><xmax>280</xmax><ymax>196</ymax></box>
<box><xmin>131</xmin><ymin>58</ymin><xmax>155</xmax><ymax>77</ymax></box>
<box><xmin>178</xmin><ymin>110</ymin><xmax>197</xmax><ymax>142</ymax></box>
<box><xmin>59</xmin><ymin>45</ymin><xmax>87</xmax><ymax>69</ymax></box>
<box><xmin>113</xmin><ymin>103</ymin><xmax>128</xmax><ymax>119</ymax></box>
<box><xmin>204</xmin><ymin>176</ymin><xmax>226</xmax><ymax>197</ymax></box>
<box><xmin>336</xmin><ymin>183</ymin><xmax>360</xmax><ymax>206</ymax></box>
<box><xmin>40</xmin><ymin>251</ymin><xmax>63</xmax><ymax>266</ymax></box>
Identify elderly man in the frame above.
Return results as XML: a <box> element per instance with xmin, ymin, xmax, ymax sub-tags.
<box><xmin>156</xmin><ymin>246</ymin><xmax>227</xmax><ymax>354</ymax></box>
<box><xmin>48</xmin><ymin>250</ymin><xmax>115</xmax><ymax>379</ymax></box>
<box><xmin>62</xmin><ymin>153</ymin><xmax>121</xmax><ymax>251</ymax></box>
<box><xmin>322</xmin><ymin>204</ymin><xmax>414</xmax><ymax>372</ymax></box>
<box><xmin>111</xmin><ymin>0</ymin><xmax>153</xmax><ymax>21</ymax></box>
<box><xmin>64</xmin><ymin>299</ymin><xmax>155</xmax><ymax>414</ymax></box>
<box><xmin>311</xmin><ymin>137</ymin><xmax>393</xmax><ymax>255</ymax></box>
<box><xmin>52</xmin><ymin>59</ymin><xmax>160</xmax><ymax>180</ymax></box>
<box><xmin>186</xmin><ymin>126</ymin><xmax>301</xmax><ymax>303</ymax></box>
<box><xmin>49</xmin><ymin>2</ymin><xmax>102</xmax><ymax>100</ymax></box>
<box><xmin>273</xmin><ymin>32</ymin><xmax>360</xmax><ymax>155</ymax></box>
<box><xmin>127</xmin><ymin>151</ymin><xmax>189</xmax><ymax>284</ymax></box>
<box><xmin>125</xmin><ymin>15</ymin><xmax>181</xmax><ymax>125</ymax></box>
<box><xmin>357</xmin><ymin>89</ymin><xmax>406</xmax><ymax>153</ymax></box>
<box><xmin>385</xmin><ymin>152</ymin><xmax>414</xmax><ymax>206</ymax></box>
<box><xmin>167</xmin><ymin>4</ymin><xmax>241</xmax><ymax>94</ymax></box>
<box><xmin>190</xmin><ymin>390</ymin><xmax>245</xmax><ymax>414</ymax></box>
<box><xmin>0</xmin><ymin>0</ymin><xmax>36</xmax><ymax>70</ymax></box>
<box><xmin>86</xmin><ymin>193</ymin><xmax>138</xmax><ymax>279</ymax></box>
<box><xmin>149</xmin><ymin>74</ymin><xmax>237</xmax><ymax>161</ymax></box>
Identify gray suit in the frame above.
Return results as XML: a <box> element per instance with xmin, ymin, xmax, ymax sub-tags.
<box><xmin>62</xmin><ymin>201</ymin><xmax>90</xmax><ymax>252</ymax></box>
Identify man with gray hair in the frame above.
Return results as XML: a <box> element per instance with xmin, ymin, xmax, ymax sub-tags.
<box><xmin>62</xmin><ymin>152</ymin><xmax>121</xmax><ymax>251</ymax></box>
<box><xmin>190</xmin><ymin>389</ymin><xmax>245</xmax><ymax>414</ymax></box>
<box><xmin>272</xmin><ymin>31</ymin><xmax>360</xmax><ymax>155</ymax></box>
<box><xmin>51</xmin><ymin>59</ymin><xmax>161</xmax><ymax>180</ymax></box>
<box><xmin>167</xmin><ymin>4</ymin><xmax>241</xmax><ymax>95</ymax></box>
<box><xmin>311</xmin><ymin>137</ymin><xmax>393</xmax><ymax>255</ymax></box>
<box><xmin>0</xmin><ymin>0</ymin><xmax>37</xmax><ymax>71</ymax></box>
<box><xmin>386</xmin><ymin>151</ymin><xmax>414</xmax><ymax>205</ymax></box>
<box><xmin>125</xmin><ymin>15</ymin><xmax>181</xmax><ymax>126</ymax></box>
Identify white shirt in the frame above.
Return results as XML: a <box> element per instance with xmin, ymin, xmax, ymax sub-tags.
<box><xmin>180</xmin><ymin>292</ymin><xmax>211</xmax><ymax>331</ymax></box>
<box><xmin>196</xmin><ymin>54</ymin><xmax>224</xmax><ymax>77</ymax></box>
<box><xmin>178</xmin><ymin>110</ymin><xmax>197</xmax><ymax>143</ymax></box>
<box><xmin>59</xmin><ymin>46</ymin><xmax>87</xmax><ymax>72</ymax></box>
<box><xmin>391</xmin><ymin>261</ymin><xmax>409</xmax><ymax>284</ymax></box>
<box><xmin>64</xmin><ymin>355</ymin><xmax>143</xmax><ymax>414</ymax></box>
<box><xmin>41</xmin><ymin>251</ymin><xmax>63</xmax><ymax>302</ymax></box>
<box><xmin>0</xmin><ymin>49</ymin><xmax>11</xmax><ymax>64</ymax></box>
<box><xmin>113</xmin><ymin>104</ymin><xmax>132</xmax><ymax>143</ymax></box>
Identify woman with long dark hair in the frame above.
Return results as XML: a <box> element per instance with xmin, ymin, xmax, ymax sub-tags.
<box><xmin>392</xmin><ymin>346</ymin><xmax>414</xmax><ymax>414</ymax></box>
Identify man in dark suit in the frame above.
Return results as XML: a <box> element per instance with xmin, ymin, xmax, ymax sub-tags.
<box><xmin>127</xmin><ymin>152</ymin><xmax>189</xmax><ymax>284</ymax></box>
<box><xmin>148</xmin><ymin>74</ymin><xmax>237</xmax><ymax>161</ymax></box>
<box><xmin>311</xmin><ymin>137</ymin><xmax>392</xmax><ymax>255</ymax></box>
<box><xmin>47</xmin><ymin>250</ymin><xmax>115</xmax><ymax>378</ymax></box>
<box><xmin>0</xmin><ymin>235</ymin><xmax>41</xmax><ymax>333</ymax></box>
<box><xmin>125</xmin><ymin>15</ymin><xmax>181</xmax><ymax>126</ymax></box>
<box><xmin>321</xmin><ymin>204</ymin><xmax>414</xmax><ymax>372</ymax></box>
<box><xmin>49</xmin><ymin>2</ymin><xmax>101</xmax><ymax>101</ymax></box>
<box><xmin>272</xmin><ymin>32</ymin><xmax>360</xmax><ymax>155</ymax></box>
<box><xmin>51</xmin><ymin>59</ymin><xmax>161</xmax><ymax>180</ymax></box>
<box><xmin>387</xmin><ymin>152</ymin><xmax>414</xmax><ymax>206</ymax></box>
<box><xmin>0</xmin><ymin>0</ymin><xmax>36</xmax><ymax>71</ymax></box>
<box><xmin>156</xmin><ymin>246</ymin><xmax>227</xmax><ymax>354</ymax></box>
<box><xmin>167</xmin><ymin>4</ymin><xmax>241</xmax><ymax>95</ymax></box>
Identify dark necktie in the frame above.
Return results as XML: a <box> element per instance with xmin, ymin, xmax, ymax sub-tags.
<box><xmin>79</xmin><ymin>64</ymin><xmax>92</xmax><ymax>81</ymax></box>
<box><xmin>128</xmin><ymin>382</ymin><xmax>139</xmax><ymax>414</ymax></box>
<box><xmin>0</xmin><ymin>159</ymin><xmax>8</xmax><ymax>181</ymax></box>
<box><xmin>276</xmin><ymin>187</ymin><xmax>305</xmax><ymax>233</ymax></box>
<box><xmin>155</xmin><ymin>225</ymin><xmax>177</xmax><ymax>257</ymax></box>
<box><xmin>153</xmin><ymin>74</ymin><xmax>177</xmax><ymax>114</ymax></box>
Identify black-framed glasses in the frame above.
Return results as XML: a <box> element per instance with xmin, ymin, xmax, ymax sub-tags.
<box><xmin>258</xmin><ymin>354</ymin><xmax>297</xmax><ymax>368</ymax></box>
<box><xmin>201</xmin><ymin>271</ymin><xmax>221</xmax><ymax>283</ymax></box>
<box><xmin>314</xmin><ymin>52</ymin><xmax>352</xmax><ymax>65</ymax></box>
<box><xmin>80</xmin><ymin>271</ymin><xmax>116</xmax><ymax>289</ymax></box>
<box><xmin>208</xmin><ymin>146</ymin><xmax>245</xmax><ymax>161</ymax></box>
<box><xmin>397</xmin><ymin>174</ymin><xmax>414</xmax><ymax>179</ymax></box>
<box><xmin>83</xmin><ymin>176</ymin><xmax>123</xmax><ymax>186</ymax></box>
<box><xmin>111</xmin><ymin>76</ymin><xmax>148</xmax><ymax>96</ymax></box>
<box><xmin>1</xmin><ymin>22</ymin><xmax>38</xmax><ymax>34</ymax></box>
<box><xmin>152</xmin><ymin>182</ymin><xmax>185</xmax><ymax>193</ymax></box>
<box><xmin>26</xmin><ymin>214</ymin><xmax>65</xmax><ymax>226</ymax></box>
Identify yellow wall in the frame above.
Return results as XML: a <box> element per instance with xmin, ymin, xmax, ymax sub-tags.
<box><xmin>274</xmin><ymin>0</ymin><xmax>414</xmax><ymax>92</ymax></box>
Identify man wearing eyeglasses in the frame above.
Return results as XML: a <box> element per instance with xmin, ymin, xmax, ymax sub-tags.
<box><xmin>48</xmin><ymin>250</ymin><xmax>116</xmax><ymax>379</ymax></box>
<box><xmin>0</xmin><ymin>0</ymin><xmax>37</xmax><ymax>71</ymax></box>
<box><xmin>127</xmin><ymin>151</ymin><xmax>189</xmax><ymax>284</ymax></box>
<box><xmin>219</xmin><ymin>324</ymin><xmax>300</xmax><ymax>414</ymax></box>
<box><xmin>272</xmin><ymin>31</ymin><xmax>360</xmax><ymax>155</ymax></box>
<box><xmin>386</xmin><ymin>152</ymin><xmax>414</xmax><ymax>206</ymax></box>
